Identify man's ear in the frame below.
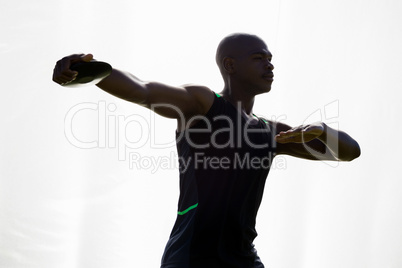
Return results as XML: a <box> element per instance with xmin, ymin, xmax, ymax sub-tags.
<box><xmin>223</xmin><ymin>57</ymin><xmax>235</xmax><ymax>74</ymax></box>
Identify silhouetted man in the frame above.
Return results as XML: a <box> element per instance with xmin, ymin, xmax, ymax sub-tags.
<box><xmin>53</xmin><ymin>33</ymin><xmax>360</xmax><ymax>268</ymax></box>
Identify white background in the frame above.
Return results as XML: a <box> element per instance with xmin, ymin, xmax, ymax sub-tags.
<box><xmin>1</xmin><ymin>0</ymin><xmax>402</xmax><ymax>267</ymax></box>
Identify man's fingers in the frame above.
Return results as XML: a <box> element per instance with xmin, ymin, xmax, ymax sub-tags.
<box><xmin>275</xmin><ymin>130</ymin><xmax>311</xmax><ymax>143</ymax></box>
<box><xmin>275</xmin><ymin>131</ymin><xmax>299</xmax><ymax>143</ymax></box>
<box><xmin>275</xmin><ymin>124</ymin><xmax>324</xmax><ymax>144</ymax></box>
<box><xmin>81</xmin><ymin>54</ymin><xmax>93</xmax><ymax>62</ymax></box>
<box><xmin>58</xmin><ymin>73</ymin><xmax>77</xmax><ymax>84</ymax></box>
<box><xmin>275</xmin><ymin>135</ymin><xmax>295</xmax><ymax>143</ymax></box>
<box><xmin>277</xmin><ymin>129</ymin><xmax>302</xmax><ymax>137</ymax></box>
<box><xmin>52</xmin><ymin>53</ymin><xmax>93</xmax><ymax>86</ymax></box>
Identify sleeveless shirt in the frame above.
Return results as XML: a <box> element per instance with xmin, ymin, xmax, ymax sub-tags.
<box><xmin>161</xmin><ymin>93</ymin><xmax>276</xmax><ymax>268</ymax></box>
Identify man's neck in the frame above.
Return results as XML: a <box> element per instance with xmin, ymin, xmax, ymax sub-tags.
<box><xmin>220</xmin><ymin>86</ymin><xmax>256</xmax><ymax>116</ymax></box>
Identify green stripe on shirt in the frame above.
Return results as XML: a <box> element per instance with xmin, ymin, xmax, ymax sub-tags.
<box><xmin>178</xmin><ymin>203</ymin><xmax>198</xmax><ymax>215</ymax></box>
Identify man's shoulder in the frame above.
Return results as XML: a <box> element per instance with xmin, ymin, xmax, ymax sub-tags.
<box><xmin>181</xmin><ymin>84</ymin><xmax>216</xmax><ymax>115</ymax></box>
<box><xmin>181</xmin><ymin>84</ymin><xmax>213</xmax><ymax>95</ymax></box>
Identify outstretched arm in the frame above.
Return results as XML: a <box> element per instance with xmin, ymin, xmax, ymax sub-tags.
<box><xmin>272</xmin><ymin>121</ymin><xmax>360</xmax><ymax>161</ymax></box>
<box><xmin>52</xmin><ymin>54</ymin><xmax>214</xmax><ymax>121</ymax></box>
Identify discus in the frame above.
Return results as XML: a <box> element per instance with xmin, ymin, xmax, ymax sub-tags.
<box><xmin>62</xmin><ymin>60</ymin><xmax>112</xmax><ymax>87</ymax></box>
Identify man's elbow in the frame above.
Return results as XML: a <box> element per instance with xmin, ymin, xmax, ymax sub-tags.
<box><xmin>339</xmin><ymin>142</ymin><xmax>361</xmax><ymax>162</ymax></box>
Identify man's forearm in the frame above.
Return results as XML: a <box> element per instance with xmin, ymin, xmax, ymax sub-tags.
<box><xmin>96</xmin><ymin>69</ymin><xmax>148</xmax><ymax>105</ymax></box>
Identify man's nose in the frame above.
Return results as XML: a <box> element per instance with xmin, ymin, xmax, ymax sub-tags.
<box><xmin>265</xmin><ymin>60</ymin><xmax>274</xmax><ymax>70</ymax></box>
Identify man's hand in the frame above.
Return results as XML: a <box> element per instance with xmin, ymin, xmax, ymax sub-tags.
<box><xmin>52</xmin><ymin>54</ymin><xmax>93</xmax><ymax>85</ymax></box>
<box><xmin>275</xmin><ymin>122</ymin><xmax>325</xmax><ymax>144</ymax></box>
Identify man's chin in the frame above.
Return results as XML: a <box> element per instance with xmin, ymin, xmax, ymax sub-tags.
<box><xmin>255</xmin><ymin>88</ymin><xmax>271</xmax><ymax>96</ymax></box>
<box><xmin>251</xmin><ymin>83</ymin><xmax>272</xmax><ymax>95</ymax></box>
<box><xmin>263</xmin><ymin>85</ymin><xmax>272</xmax><ymax>93</ymax></box>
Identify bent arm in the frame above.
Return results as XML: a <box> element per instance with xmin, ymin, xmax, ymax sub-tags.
<box><xmin>273</xmin><ymin>121</ymin><xmax>360</xmax><ymax>161</ymax></box>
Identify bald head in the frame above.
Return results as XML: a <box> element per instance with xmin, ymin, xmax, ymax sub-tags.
<box><xmin>216</xmin><ymin>33</ymin><xmax>267</xmax><ymax>79</ymax></box>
